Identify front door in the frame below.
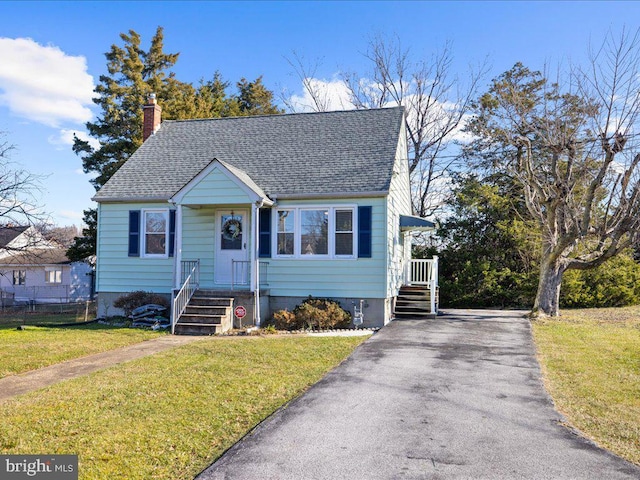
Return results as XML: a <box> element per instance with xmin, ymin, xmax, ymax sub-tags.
<box><xmin>215</xmin><ymin>210</ymin><xmax>248</xmax><ymax>284</ymax></box>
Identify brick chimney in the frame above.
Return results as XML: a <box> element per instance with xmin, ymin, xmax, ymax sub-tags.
<box><xmin>142</xmin><ymin>93</ymin><xmax>162</xmax><ymax>141</ymax></box>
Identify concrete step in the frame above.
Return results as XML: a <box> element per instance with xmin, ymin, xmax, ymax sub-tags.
<box><xmin>395</xmin><ymin>285</ymin><xmax>436</xmax><ymax>319</ymax></box>
<box><xmin>178</xmin><ymin>313</ymin><xmax>226</xmax><ymax>324</ymax></box>
<box><xmin>189</xmin><ymin>297</ymin><xmax>234</xmax><ymax>307</ymax></box>
<box><xmin>174</xmin><ymin>322</ymin><xmax>223</xmax><ymax>335</ymax></box>
<box><xmin>184</xmin><ymin>305</ymin><xmax>228</xmax><ymax>316</ymax></box>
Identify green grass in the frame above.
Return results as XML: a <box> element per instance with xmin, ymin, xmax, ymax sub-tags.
<box><xmin>0</xmin><ymin>335</ymin><xmax>366</xmax><ymax>479</ymax></box>
<box><xmin>0</xmin><ymin>323</ymin><xmax>165</xmax><ymax>378</ymax></box>
<box><xmin>532</xmin><ymin>307</ymin><xmax>640</xmax><ymax>465</ymax></box>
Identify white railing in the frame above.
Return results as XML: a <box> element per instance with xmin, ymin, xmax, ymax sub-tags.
<box><xmin>407</xmin><ymin>256</ymin><xmax>439</xmax><ymax>313</ymax></box>
<box><xmin>231</xmin><ymin>261</ymin><xmax>269</xmax><ymax>290</ymax></box>
<box><xmin>171</xmin><ymin>260</ymin><xmax>200</xmax><ymax>334</ymax></box>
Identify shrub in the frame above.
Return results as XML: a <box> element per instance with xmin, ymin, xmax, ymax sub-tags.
<box><xmin>272</xmin><ymin>309</ymin><xmax>297</xmax><ymax>330</ymax></box>
<box><xmin>113</xmin><ymin>291</ymin><xmax>170</xmax><ymax>317</ymax></box>
<box><xmin>271</xmin><ymin>297</ymin><xmax>352</xmax><ymax>330</ymax></box>
<box><xmin>261</xmin><ymin>324</ymin><xmax>278</xmax><ymax>335</ymax></box>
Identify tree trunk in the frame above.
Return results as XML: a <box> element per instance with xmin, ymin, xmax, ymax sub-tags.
<box><xmin>532</xmin><ymin>257</ymin><xmax>565</xmax><ymax>317</ymax></box>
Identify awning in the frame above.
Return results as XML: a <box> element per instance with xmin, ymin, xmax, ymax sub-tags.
<box><xmin>400</xmin><ymin>215</ymin><xmax>435</xmax><ymax>232</ymax></box>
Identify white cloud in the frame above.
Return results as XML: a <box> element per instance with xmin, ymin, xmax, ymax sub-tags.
<box><xmin>287</xmin><ymin>78</ymin><xmax>354</xmax><ymax>112</ymax></box>
<box><xmin>0</xmin><ymin>37</ymin><xmax>94</xmax><ymax>127</ymax></box>
<box><xmin>48</xmin><ymin>128</ymin><xmax>99</xmax><ymax>151</ymax></box>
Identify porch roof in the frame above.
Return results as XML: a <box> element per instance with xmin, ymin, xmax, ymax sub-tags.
<box><xmin>93</xmin><ymin>107</ymin><xmax>405</xmax><ymax>202</ymax></box>
<box><xmin>400</xmin><ymin>215</ymin><xmax>435</xmax><ymax>232</ymax></box>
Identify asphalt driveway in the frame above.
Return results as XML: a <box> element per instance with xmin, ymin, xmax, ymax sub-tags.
<box><xmin>197</xmin><ymin>310</ymin><xmax>640</xmax><ymax>480</ymax></box>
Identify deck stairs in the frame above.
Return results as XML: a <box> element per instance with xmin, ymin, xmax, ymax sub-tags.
<box><xmin>174</xmin><ymin>289</ymin><xmax>233</xmax><ymax>335</ymax></box>
<box><xmin>394</xmin><ymin>285</ymin><xmax>438</xmax><ymax>319</ymax></box>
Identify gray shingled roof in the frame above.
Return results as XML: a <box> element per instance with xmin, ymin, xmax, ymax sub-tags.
<box><xmin>0</xmin><ymin>226</ymin><xmax>29</xmax><ymax>248</ymax></box>
<box><xmin>93</xmin><ymin>107</ymin><xmax>405</xmax><ymax>202</ymax></box>
<box><xmin>0</xmin><ymin>248</ymin><xmax>71</xmax><ymax>265</ymax></box>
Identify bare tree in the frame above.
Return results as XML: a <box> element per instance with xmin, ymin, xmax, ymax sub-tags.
<box><xmin>465</xmin><ymin>29</ymin><xmax>640</xmax><ymax>317</ymax></box>
<box><xmin>285</xmin><ymin>36</ymin><xmax>486</xmax><ymax>217</ymax></box>
<box><xmin>281</xmin><ymin>52</ymin><xmax>335</xmax><ymax>113</ymax></box>
<box><xmin>0</xmin><ymin>136</ymin><xmax>44</xmax><ymax>227</ymax></box>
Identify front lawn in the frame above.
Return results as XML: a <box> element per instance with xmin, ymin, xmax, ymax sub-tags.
<box><xmin>0</xmin><ymin>323</ymin><xmax>165</xmax><ymax>378</ymax></box>
<box><xmin>532</xmin><ymin>307</ymin><xmax>640</xmax><ymax>465</ymax></box>
<box><xmin>0</xmin><ymin>335</ymin><xmax>366</xmax><ymax>479</ymax></box>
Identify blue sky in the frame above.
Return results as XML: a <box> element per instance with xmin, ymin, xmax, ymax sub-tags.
<box><xmin>0</xmin><ymin>0</ymin><xmax>637</xmax><ymax>227</ymax></box>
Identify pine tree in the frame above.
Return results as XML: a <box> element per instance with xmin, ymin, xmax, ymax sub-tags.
<box><xmin>68</xmin><ymin>28</ymin><xmax>282</xmax><ymax>261</ymax></box>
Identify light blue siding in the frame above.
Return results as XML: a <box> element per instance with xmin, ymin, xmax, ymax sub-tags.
<box><xmin>264</xmin><ymin>197</ymin><xmax>387</xmax><ymax>298</ymax></box>
<box><xmin>386</xmin><ymin>123</ymin><xmax>413</xmax><ymax>297</ymax></box>
<box><xmin>97</xmin><ymin>193</ymin><xmax>400</xmax><ymax>302</ymax></box>
<box><xmin>96</xmin><ymin>202</ymin><xmax>174</xmax><ymax>294</ymax></box>
<box><xmin>181</xmin><ymin>167</ymin><xmax>253</xmax><ymax>205</ymax></box>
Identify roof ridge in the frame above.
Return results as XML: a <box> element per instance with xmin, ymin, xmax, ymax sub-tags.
<box><xmin>162</xmin><ymin>106</ymin><xmax>404</xmax><ymax>124</ymax></box>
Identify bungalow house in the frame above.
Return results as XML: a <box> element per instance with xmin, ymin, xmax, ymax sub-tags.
<box><xmin>0</xmin><ymin>226</ymin><xmax>93</xmax><ymax>304</ymax></box>
<box><xmin>93</xmin><ymin>97</ymin><xmax>438</xmax><ymax>333</ymax></box>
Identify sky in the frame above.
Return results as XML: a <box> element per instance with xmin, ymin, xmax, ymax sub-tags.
<box><xmin>0</xmin><ymin>0</ymin><xmax>638</xmax><ymax>227</ymax></box>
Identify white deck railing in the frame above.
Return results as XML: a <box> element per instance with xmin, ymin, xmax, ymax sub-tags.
<box><xmin>407</xmin><ymin>256</ymin><xmax>439</xmax><ymax>313</ymax></box>
<box><xmin>171</xmin><ymin>260</ymin><xmax>200</xmax><ymax>334</ymax></box>
<box><xmin>231</xmin><ymin>260</ymin><xmax>269</xmax><ymax>290</ymax></box>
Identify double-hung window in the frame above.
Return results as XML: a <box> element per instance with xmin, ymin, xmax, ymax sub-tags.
<box><xmin>277</xmin><ymin>210</ymin><xmax>295</xmax><ymax>255</ymax></box>
<box><xmin>334</xmin><ymin>209</ymin><xmax>354</xmax><ymax>256</ymax></box>
<box><xmin>274</xmin><ymin>206</ymin><xmax>355</xmax><ymax>258</ymax></box>
<box><xmin>45</xmin><ymin>268</ymin><xmax>62</xmax><ymax>284</ymax></box>
<box><xmin>12</xmin><ymin>270</ymin><xmax>25</xmax><ymax>285</ymax></box>
<box><xmin>143</xmin><ymin>209</ymin><xmax>169</xmax><ymax>257</ymax></box>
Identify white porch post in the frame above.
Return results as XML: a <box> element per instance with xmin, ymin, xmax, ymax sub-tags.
<box><xmin>251</xmin><ymin>202</ymin><xmax>261</xmax><ymax>326</ymax></box>
<box><xmin>174</xmin><ymin>204</ymin><xmax>183</xmax><ymax>289</ymax></box>
<box><xmin>430</xmin><ymin>255</ymin><xmax>438</xmax><ymax>313</ymax></box>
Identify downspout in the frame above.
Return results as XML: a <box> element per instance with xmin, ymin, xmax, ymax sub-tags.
<box><xmin>170</xmin><ymin>202</ymin><xmax>182</xmax><ymax>333</ymax></box>
<box><xmin>254</xmin><ymin>199</ymin><xmax>265</xmax><ymax>327</ymax></box>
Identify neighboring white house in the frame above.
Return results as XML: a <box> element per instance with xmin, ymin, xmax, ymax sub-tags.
<box><xmin>92</xmin><ymin>99</ymin><xmax>437</xmax><ymax>331</ymax></box>
<box><xmin>0</xmin><ymin>226</ymin><xmax>93</xmax><ymax>304</ymax></box>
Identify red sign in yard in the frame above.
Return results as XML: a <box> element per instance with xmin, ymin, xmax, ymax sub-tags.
<box><xmin>234</xmin><ymin>305</ymin><xmax>247</xmax><ymax>319</ymax></box>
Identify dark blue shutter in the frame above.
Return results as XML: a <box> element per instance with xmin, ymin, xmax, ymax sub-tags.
<box><xmin>128</xmin><ymin>210</ymin><xmax>140</xmax><ymax>257</ymax></box>
<box><xmin>259</xmin><ymin>208</ymin><xmax>271</xmax><ymax>258</ymax></box>
<box><xmin>358</xmin><ymin>206</ymin><xmax>372</xmax><ymax>258</ymax></box>
<box><xmin>168</xmin><ymin>210</ymin><xmax>176</xmax><ymax>257</ymax></box>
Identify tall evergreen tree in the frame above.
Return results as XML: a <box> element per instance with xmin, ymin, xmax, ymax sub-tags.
<box><xmin>68</xmin><ymin>28</ymin><xmax>282</xmax><ymax>261</ymax></box>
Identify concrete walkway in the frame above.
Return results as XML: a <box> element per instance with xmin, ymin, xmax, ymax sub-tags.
<box><xmin>0</xmin><ymin>334</ymin><xmax>204</xmax><ymax>401</ymax></box>
<box><xmin>197</xmin><ymin>310</ymin><xmax>640</xmax><ymax>480</ymax></box>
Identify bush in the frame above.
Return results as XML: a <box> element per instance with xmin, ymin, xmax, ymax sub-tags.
<box><xmin>271</xmin><ymin>297</ymin><xmax>352</xmax><ymax>330</ymax></box>
<box><xmin>560</xmin><ymin>252</ymin><xmax>640</xmax><ymax>308</ymax></box>
<box><xmin>272</xmin><ymin>309</ymin><xmax>297</xmax><ymax>330</ymax></box>
<box><xmin>113</xmin><ymin>291</ymin><xmax>170</xmax><ymax>317</ymax></box>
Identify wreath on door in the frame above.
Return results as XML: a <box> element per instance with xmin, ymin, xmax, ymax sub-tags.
<box><xmin>222</xmin><ymin>217</ymin><xmax>242</xmax><ymax>240</ymax></box>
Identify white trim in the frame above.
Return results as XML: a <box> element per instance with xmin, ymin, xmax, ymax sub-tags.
<box><xmin>141</xmin><ymin>208</ymin><xmax>170</xmax><ymax>259</ymax></box>
<box><xmin>44</xmin><ymin>267</ymin><xmax>63</xmax><ymax>284</ymax></box>
<box><xmin>272</xmin><ymin>204</ymin><xmax>357</xmax><ymax>259</ymax></box>
<box><xmin>174</xmin><ymin>205</ymin><xmax>183</xmax><ymax>288</ymax></box>
<box><xmin>273</xmin><ymin>191</ymin><xmax>387</xmax><ymax>200</ymax></box>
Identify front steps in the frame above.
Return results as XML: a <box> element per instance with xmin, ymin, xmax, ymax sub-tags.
<box><xmin>394</xmin><ymin>285</ymin><xmax>438</xmax><ymax>319</ymax></box>
<box><xmin>174</xmin><ymin>290</ymin><xmax>233</xmax><ymax>335</ymax></box>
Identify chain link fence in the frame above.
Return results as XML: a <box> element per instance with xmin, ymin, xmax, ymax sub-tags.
<box><xmin>0</xmin><ymin>300</ymin><xmax>97</xmax><ymax>327</ymax></box>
